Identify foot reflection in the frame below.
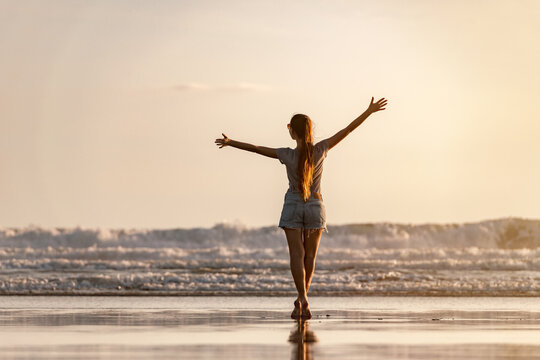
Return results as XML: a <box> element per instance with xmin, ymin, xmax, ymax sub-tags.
<box><xmin>288</xmin><ymin>319</ymin><xmax>318</xmax><ymax>360</ymax></box>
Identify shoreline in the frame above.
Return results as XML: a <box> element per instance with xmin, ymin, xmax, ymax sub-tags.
<box><xmin>1</xmin><ymin>291</ymin><xmax>540</xmax><ymax>296</ymax></box>
<box><xmin>1</xmin><ymin>296</ymin><xmax>539</xmax><ymax>359</ymax></box>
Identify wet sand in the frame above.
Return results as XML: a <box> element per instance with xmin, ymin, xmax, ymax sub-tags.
<box><xmin>0</xmin><ymin>296</ymin><xmax>539</xmax><ymax>359</ymax></box>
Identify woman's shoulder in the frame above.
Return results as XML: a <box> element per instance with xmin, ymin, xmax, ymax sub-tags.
<box><xmin>276</xmin><ymin>147</ymin><xmax>295</xmax><ymax>165</ymax></box>
<box><xmin>314</xmin><ymin>139</ymin><xmax>329</xmax><ymax>152</ymax></box>
<box><xmin>277</xmin><ymin>146</ymin><xmax>294</xmax><ymax>154</ymax></box>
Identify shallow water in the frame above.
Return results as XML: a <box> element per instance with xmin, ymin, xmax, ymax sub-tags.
<box><xmin>1</xmin><ymin>296</ymin><xmax>539</xmax><ymax>359</ymax></box>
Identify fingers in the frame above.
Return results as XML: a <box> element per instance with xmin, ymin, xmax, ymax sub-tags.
<box><xmin>367</xmin><ymin>97</ymin><xmax>388</xmax><ymax>112</ymax></box>
<box><xmin>376</xmin><ymin>98</ymin><xmax>388</xmax><ymax>110</ymax></box>
<box><xmin>370</xmin><ymin>97</ymin><xmax>388</xmax><ymax>109</ymax></box>
<box><xmin>215</xmin><ymin>135</ymin><xmax>229</xmax><ymax>149</ymax></box>
<box><xmin>215</xmin><ymin>132</ymin><xmax>229</xmax><ymax>149</ymax></box>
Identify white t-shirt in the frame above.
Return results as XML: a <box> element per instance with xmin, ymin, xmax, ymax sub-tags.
<box><xmin>275</xmin><ymin>139</ymin><xmax>330</xmax><ymax>194</ymax></box>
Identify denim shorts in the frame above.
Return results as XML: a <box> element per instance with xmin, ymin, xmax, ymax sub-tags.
<box><xmin>278</xmin><ymin>191</ymin><xmax>328</xmax><ymax>233</ymax></box>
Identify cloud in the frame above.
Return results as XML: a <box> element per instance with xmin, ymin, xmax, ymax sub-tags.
<box><xmin>172</xmin><ymin>82</ymin><xmax>270</xmax><ymax>93</ymax></box>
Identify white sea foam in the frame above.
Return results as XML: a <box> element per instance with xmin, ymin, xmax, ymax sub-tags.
<box><xmin>0</xmin><ymin>218</ymin><xmax>539</xmax><ymax>295</ymax></box>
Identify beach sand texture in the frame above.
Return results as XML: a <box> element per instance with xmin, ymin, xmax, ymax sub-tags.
<box><xmin>1</xmin><ymin>296</ymin><xmax>539</xmax><ymax>359</ymax></box>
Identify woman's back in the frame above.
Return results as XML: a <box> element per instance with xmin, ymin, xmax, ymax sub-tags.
<box><xmin>276</xmin><ymin>139</ymin><xmax>330</xmax><ymax>194</ymax></box>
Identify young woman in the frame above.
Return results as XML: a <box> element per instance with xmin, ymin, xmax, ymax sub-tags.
<box><xmin>215</xmin><ymin>97</ymin><xmax>388</xmax><ymax>319</ymax></box>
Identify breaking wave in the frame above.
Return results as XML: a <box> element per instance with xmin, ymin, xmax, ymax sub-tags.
<box><xmin>1</xmin><ymin>217</ymin><xmax>539</xmax><ymax>296</ymax></box>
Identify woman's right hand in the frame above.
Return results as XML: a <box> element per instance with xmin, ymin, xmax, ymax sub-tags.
<box><xmin>366</xmin><ymin>97</ymin><xmax>388</xmax><ymax>114</ymax></box>
<box><xmin>215</xmin><ymin>133</ymin><xmax>231</xmax><ymax>148</ymax></box>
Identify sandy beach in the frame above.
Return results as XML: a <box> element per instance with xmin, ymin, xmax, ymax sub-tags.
<box><xmin>0</xmin><ymin>296</ymin><xmax>539</xmax><ymax>359</ymax></box>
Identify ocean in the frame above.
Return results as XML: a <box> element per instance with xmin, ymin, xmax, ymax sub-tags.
<box><xmin>1</xmin><ymin>217</ymin><xmax>539</xmax><ymax>296</ymax></box>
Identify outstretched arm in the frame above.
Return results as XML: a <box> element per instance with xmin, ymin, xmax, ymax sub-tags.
<box><xmin>215</xmin><ymin>133</ymin><xmax>278</xmax><ymax>159</ymax></box>
<box><xmin>325</xmin><ymin>97</ymin><xmax>388</xmax><ymax>150</ymax></box>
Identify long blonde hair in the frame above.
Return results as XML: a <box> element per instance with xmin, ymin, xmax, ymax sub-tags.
<box><xmin>290</xmin><ymin>114</ymin><xmax>314</xmax><ymax>202</ymax></box>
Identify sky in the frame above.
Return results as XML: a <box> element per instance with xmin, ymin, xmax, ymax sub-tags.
<box><xmin>1</xmin><ymin>0</ymin><xmax>539</xmax><ymax>229</ymax></box>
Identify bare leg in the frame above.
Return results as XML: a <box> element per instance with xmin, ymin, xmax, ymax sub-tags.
<box><xmin>303</xmin><ymin>228</ymin><xmax>323</xmax><ymax>294</ymax></box>
<box><xmin>284</xmin><ymin>228</ymin><xmax>307</xmax><ymax>304</ymax></box>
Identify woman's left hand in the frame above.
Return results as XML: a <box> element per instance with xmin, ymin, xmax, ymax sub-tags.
<box><xmin>366</xmin><ymin>97</ymin><xmax>388</xmax><ymax>114</ymax></box>
<box><xmin>215</xmin><ymin>133</ymin><xmax>231</xmax><ymax>148</ymax></box>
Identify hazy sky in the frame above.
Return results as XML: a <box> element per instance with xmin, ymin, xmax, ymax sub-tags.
<box><xmin>1</xmin><ymin>0</ymin><xmax>539</xmax><ymax>229</ymax></box>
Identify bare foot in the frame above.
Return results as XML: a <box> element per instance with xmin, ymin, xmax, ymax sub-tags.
<box><xmin>291</xmin><ymin>299</ymin><xmax>301</xmax><ymax>319</ymax></box>
<box><xmin>301</xmin><ymin>300</ymin><xmax>312</xmax><ymax>319</ymax></box>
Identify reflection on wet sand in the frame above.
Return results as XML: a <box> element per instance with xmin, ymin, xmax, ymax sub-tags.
<box><xmin>289</xmin><ymin>319</ymin><xmax>318</xmax><ymax>360</ymax></box>
<box><xmin>1</xmin><ymin>297</ymin><xmax>540</xmax><ymax>359</ymax></box>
